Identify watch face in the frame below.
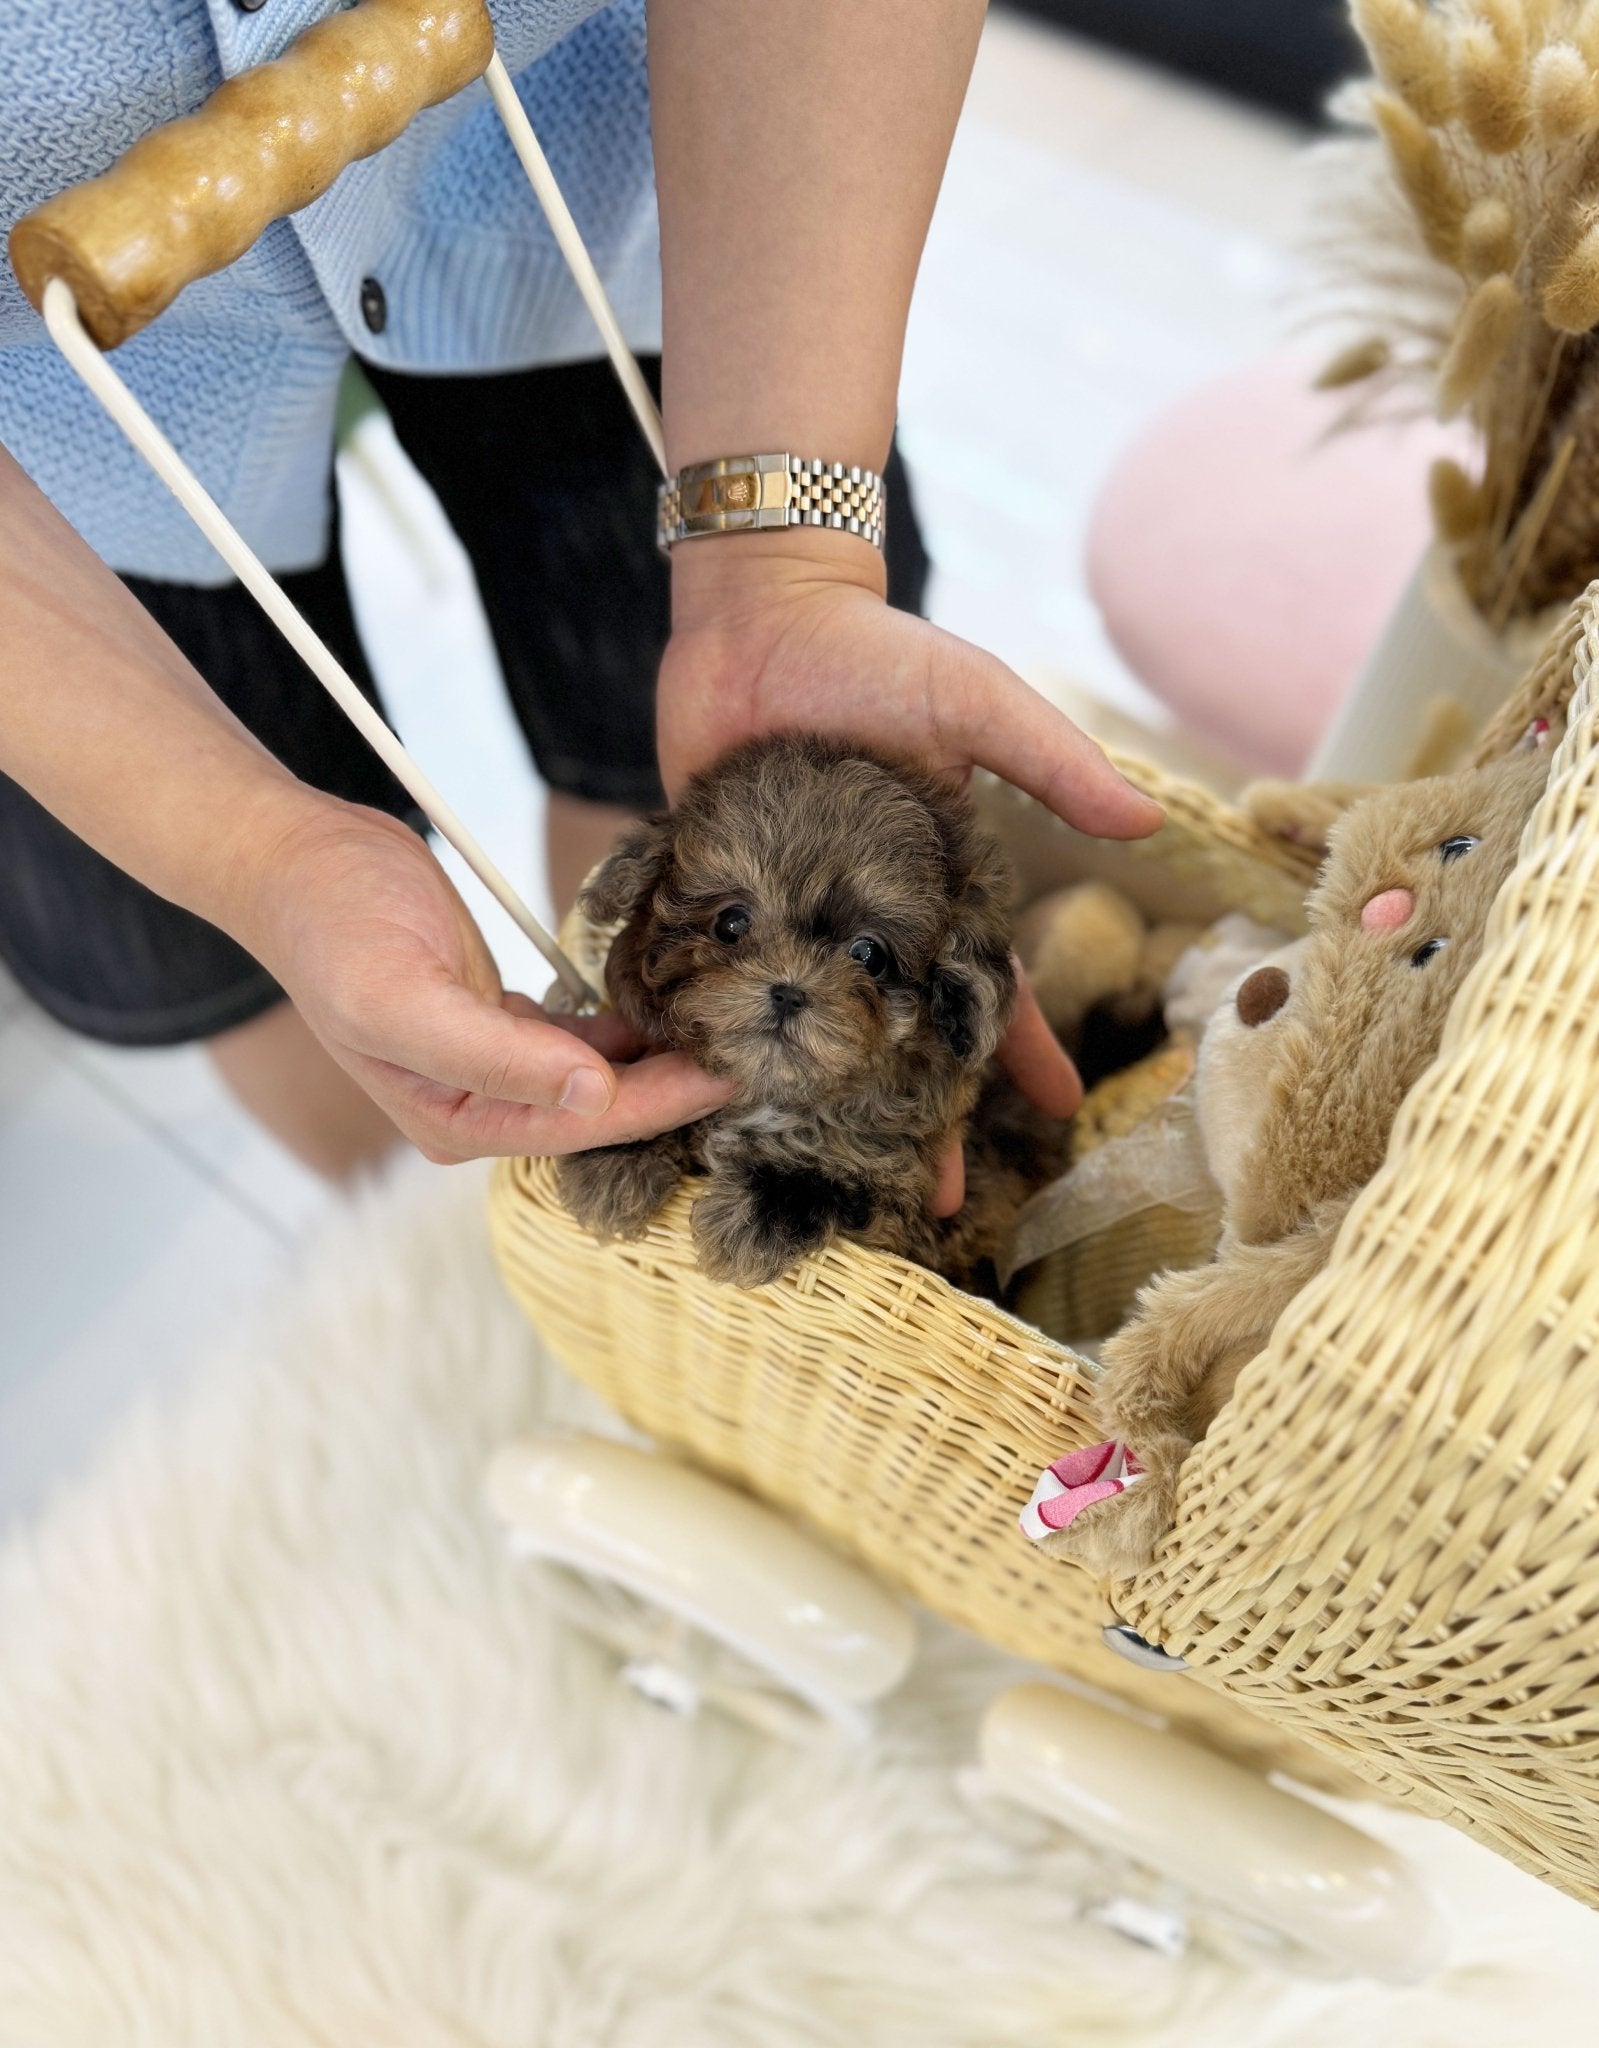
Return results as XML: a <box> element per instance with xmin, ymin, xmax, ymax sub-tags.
<box><xmin>687</xmin><ymin>473</ymin><xmax>758</xmax><ymax>518</ymax></box>
<box><xmin>687</xmin><ymin>468</ymin><xmax>761</xmax><ymax>524</ymax></box>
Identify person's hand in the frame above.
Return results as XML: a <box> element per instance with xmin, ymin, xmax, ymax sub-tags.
<box><xmin>659</xmin><ymin>533</ymin><xmax>1162</xmax><ymax>1208</ymax></box>
<box><xmin>232</xmin><ymin>802</ymin><xmax>731</xmax><ymax>1163</ymax></box>
<box><xmin>659</xmin><ymin>532</ymin><xmax>1163</xmax><ymax>838</ymax></box>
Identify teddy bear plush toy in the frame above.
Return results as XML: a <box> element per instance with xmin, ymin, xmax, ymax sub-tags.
<box><xmin>1020</xmin><ymin>738</ymin><xmax>1552</xmax><ymax>1581</ymax></box>
<box><xmin>1012</xmin><ymin>882</ymin><xmax>1202</xmax><ymax>1051</ymax></box>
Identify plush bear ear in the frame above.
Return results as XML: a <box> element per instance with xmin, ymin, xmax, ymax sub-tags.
<box><xmin>579</xmin><ymin>817</ymin><xmax>671</xmax><ymax>926</ymax></box>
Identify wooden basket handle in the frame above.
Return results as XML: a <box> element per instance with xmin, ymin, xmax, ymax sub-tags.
<box><xmin>9</xmin><ymin>0</ymin><xmax>494</xmax><ymax>350</ymax></box>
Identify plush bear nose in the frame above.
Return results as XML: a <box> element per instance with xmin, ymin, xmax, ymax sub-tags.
<box><xmin>769</xmin><ymin>982</ymin><xmax>809</xmax><ymax>1018</ymax></box>
<box><xmin>1236</xmin><ymin>964</ymin><xmax>1291</xmax><ymax>1028</ymax></box>
<box><xmin>1361</xmin><ymin>887</ymin><xmax>1415</xmax><ymax>933</ymax></box>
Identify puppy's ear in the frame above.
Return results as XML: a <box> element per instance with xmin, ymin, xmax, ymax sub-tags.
<box><xmin>580</xmin><ymin>816</ymin><xmax>670</xmax><ymax>926</ymax></box>
<box><xmin>927</xmin><ymin>817</ymin><xmax>1016</xmax><ymax>1067</ymax></box>
<box><xmin>929</xmin><ymin>939</ymin><xmax>1015</xmax><ymax>1065</ymax></box>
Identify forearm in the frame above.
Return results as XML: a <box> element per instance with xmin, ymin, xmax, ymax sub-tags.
<box><xmin>0</xmin><ymin>442</ymin><xmax>332</xmax><ymax>938</ymax></box>
<box><xmin>647</xmin><ymin>0</ymin><xmax>986</xmax><ymax>482</ymax></box>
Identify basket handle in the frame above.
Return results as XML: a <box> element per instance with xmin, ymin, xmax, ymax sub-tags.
<box><xmin>8</xmin><ymin>0</ymin><xmax>494</xmax><ymax>350</ymax></box>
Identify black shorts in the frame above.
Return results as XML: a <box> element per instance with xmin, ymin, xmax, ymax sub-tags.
<box><xmin>0</xmin><ymin>358</ymin><xmax>929</xmax><ymax>1046</ymax></box>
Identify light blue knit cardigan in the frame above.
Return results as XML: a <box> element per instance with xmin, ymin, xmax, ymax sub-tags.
<box><xmin>0</xmin><ymin>0</ymin><xmax>660</xmax><ymax>584</ymax></box>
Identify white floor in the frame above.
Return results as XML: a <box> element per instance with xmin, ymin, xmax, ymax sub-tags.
<box><xmin>0</xmin><ymin>10</ymin><xmax>1305</xmax><ymax>1526</ymax></box>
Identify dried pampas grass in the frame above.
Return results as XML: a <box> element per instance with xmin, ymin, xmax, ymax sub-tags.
<box><xmin>1354</xmin><ymin>0</ymin><xmax>1458</xmax><ymax>121</ymax></box>
<box><xmin>1530</xmin><ymin>40</ymin><xmax>1595</xmax><ymax>135</ymax></box>
<box><xmin>1439</xmin><ymin>271</ymin><xmax>1524</xmax><ymax>410</ymax></box>
<box><xmin>1461</xmin><ymin>194</ymin><xmax>1521</xmax><ymax>275</ymax></box>
<box><xmin>1316</xmin><ymin>0</ymin><xmax>1599</xmax><ymax>621</ymax></box>
<box><xmin>1430</xmin><ymin>452</ymin><xmax>1491</xmax><ymax>535</ymax></box>
<box><xmin>1544</xmin><ymin>211</ymin><xmax>1599</xmax><ymax>328</ymax></box>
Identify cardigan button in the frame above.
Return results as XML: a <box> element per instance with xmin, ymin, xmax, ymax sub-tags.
<box><xmin>359</xmin><ymin>277</ymin><xmax>388</xmax><ymax>335</ymax></box>
<box><xmin>233</xmin><ymin>0</ymin><xmax>268</xmax><ymax>12</ymax></box>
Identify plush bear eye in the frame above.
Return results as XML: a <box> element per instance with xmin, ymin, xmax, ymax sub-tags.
<box><xmin>1438</xmin><ymin>836</ymin><xmax>1479</xmax><ymax>863</ymax></box>
<box><xmin>713</xmin><ymin>905</ymin><xmax>752</xmax><ymax>944</ymax></box>
<box><xmin>847</xmin><ymin>935</ymin><xmax>892</xmax><ymax>979</ymax></box>
<box><xmin>1411</xmin><ymin>937</ymin><xmax>1450</xmax><ymax>967</ymax></box>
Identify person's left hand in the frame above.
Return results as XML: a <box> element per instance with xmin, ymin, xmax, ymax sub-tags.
<box><xmin>658</xmin><ymin>531</ymin><xmax>1162</xmax><ymax>1214</ymax></box>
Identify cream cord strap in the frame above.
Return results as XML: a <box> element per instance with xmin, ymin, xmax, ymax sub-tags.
<box><xmin>37</xmin><ymin>45</ymin><xmax>687</xmax><ymax>1010</ymax></box>
<box><xmin>482</xmin><ymin>55</ymin><xmax>667</xmax><ymax>481</ymax></box>
<box><xmin>42</xmin><ymin>276</ymin><xmax>599</xmax><ymax>1006</ymax></box>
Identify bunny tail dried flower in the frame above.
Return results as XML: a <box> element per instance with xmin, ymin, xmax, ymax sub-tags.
<box><xmin>1311</xmin><ymin>0</ymin><xmax>1599</xmax><ymax>622</ymax></box>
<box><xmin>1352</xmin><ymin>0</ymin><xmax>1457</xmax><ymax>121</ymax></box>
<box><xmin>1530</xmin><ymin>40</ymin><xmax>1598</xmax><ymax>138</ymax></box>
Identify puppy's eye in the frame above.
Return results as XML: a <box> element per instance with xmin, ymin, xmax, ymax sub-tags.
<box><xmin>1411</xmin><ymin>937</ymin><xmax>1450</xmax><ymax>967</ymax></box>
<box><xmin>712</xmin><ymin>905</ymin><xmax>752</xmax><ymax>945</ymax></box>
<box><xmin>847</xmin><ymin>935</ymin><xmax>892</xmax><ymax>980</ymax></box>
<box><xmin>1438</xmin><ymin>836</ymin><xmax>1479</xmax><ymax>864</ymax></box>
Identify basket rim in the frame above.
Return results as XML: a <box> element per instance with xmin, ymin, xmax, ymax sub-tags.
<box><xmin>506</xmin><ymin>1150</ymin><xmax>1091</xmax><ymax>1386</ymax></box>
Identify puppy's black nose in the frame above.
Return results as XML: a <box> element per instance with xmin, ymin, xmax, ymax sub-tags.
<box><xmin>769</xmin><ymin>982</ymin><xmax>809</xmax><ymax>1019</ymax></box>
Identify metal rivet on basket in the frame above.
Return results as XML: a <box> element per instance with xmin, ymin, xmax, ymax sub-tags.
<box><xmin>1101</xmin><ymin>1623</ymin><xmax>1188</xmax><ymax>1674</ymax></box>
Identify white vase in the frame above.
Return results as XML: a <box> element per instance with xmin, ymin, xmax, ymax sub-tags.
<box><xmin>1309</xmin><ymin>543</ymin><xmax>1556</xmax><ymax>782</ymax></box>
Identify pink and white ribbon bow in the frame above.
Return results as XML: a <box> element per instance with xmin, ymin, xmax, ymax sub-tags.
<box><xmin>1020</xmin><ymin>1440</ymin><xmax>1144</xmax><ymax>1542</ymax></box>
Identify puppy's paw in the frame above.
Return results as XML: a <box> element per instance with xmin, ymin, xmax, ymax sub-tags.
<box><xmin>690</xmin><ymin>1208</ymin><xmax>796</xmax><ymax>1289</ymax></box>
<box><xmin>557</xmin><ymin>1137</ymin><xmax>686</xmax><ymax>1243</ymax></box>
<box><xmin>1021</xmin><ymin>1437</ymin><xmax>1183</xmax><ymax>1580</ymax></box>
<box><xmin>691</xmin><ymin>1163</ymin><xmax>870</xmax><ymax>1289</ymax></box>
<box><xmin>689</xmin><ymin>1178</ymin><xmax>809</xmax><ymax>1289</ymax></box>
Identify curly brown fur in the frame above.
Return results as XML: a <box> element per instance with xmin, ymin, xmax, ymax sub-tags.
<box><xmin>557</xmin><ymin>734</ymin><xmax>1066</xmax><ymax>1290</ymax></box>
<box><xmin>1042</xmin><ymin>748</ymin><xmax>1549</xmax><ymax>1579</ymax></box>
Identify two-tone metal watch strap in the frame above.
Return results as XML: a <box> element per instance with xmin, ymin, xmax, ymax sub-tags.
<box><xmin>657</xmin><ymin>453</ymin><xmax>886</xmax><ymax>553</ymax></box>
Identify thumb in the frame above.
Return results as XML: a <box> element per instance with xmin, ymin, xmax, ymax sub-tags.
<box><xmin>366</xmin><ymin>977</ymin><xmax>623</xmax><ymax>1114</ymax></box>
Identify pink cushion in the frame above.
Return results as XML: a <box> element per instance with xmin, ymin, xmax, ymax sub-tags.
<box><xmin>1087</xmin><ymin>355</ymin><xmax>1466</xmax><ymax>776</ymax></box>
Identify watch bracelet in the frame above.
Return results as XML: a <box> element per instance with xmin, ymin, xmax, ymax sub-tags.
<box><xmin>657</xmin><ymin>453</ymin><xmax>886</xmax><ymax>553</ymax></box>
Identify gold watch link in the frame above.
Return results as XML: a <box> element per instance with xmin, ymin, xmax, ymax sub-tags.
<box><xmin>657</xmin><ymin>453</ymin><xmax>887</xmax><ymax>554</ymax></box>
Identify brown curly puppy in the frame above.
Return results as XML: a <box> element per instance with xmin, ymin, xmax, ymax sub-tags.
<box><xmin>557</xmin><ymin>734</ymin><xmax>1066</xmax><ymax>1291</ymax></box>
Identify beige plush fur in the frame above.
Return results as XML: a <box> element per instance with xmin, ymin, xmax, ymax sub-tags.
<box><xmin>1012</xmin><ymin>884</ymin><xmax>1143</xmax><ymax>1040</ymax></box>
<box><xmin>1040</xmin><ymin>748</ymin><xmax>1550</xmax><ymax>1580</ymax></box>
<box><xmin>1013</xmin><ymin>882</ymin><xmax>1202</xmax><ymax>1044</ymax></box>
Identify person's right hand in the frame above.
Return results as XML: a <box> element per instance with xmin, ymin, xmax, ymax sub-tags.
<box><xmin>233</xmin><ymin>801</ymin><xmax>731</xmax><ymax>1163</ymax></box>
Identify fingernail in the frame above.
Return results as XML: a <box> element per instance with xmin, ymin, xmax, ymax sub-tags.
<box><xmin>558</xmin><ymin>1066</ymin><xmax>612</xmax><ymax>1117</ymax></box>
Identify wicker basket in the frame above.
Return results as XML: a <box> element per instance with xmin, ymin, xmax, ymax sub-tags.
<box><xmin>491</xmin><ymin>596</ymin><xmax>1599</xmax><ymax>1900</ymax></box>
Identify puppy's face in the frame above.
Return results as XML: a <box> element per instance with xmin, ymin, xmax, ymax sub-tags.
<box><xmin>584</xmin><ymin>737</ymin><xmax>1016</xmax><ymax>1108</ymax></box>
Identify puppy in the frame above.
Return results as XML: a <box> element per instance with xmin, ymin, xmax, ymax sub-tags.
<box><xmin>557</xmin><ymin>734</ymin><xmax>1067</xmax><ymax>1290</ymax></box>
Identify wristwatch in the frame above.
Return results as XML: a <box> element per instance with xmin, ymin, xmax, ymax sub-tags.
<box><xmin>657</xmin><ymin>453</ymin><xmax>887</xmax><ymax>554</ymax></box>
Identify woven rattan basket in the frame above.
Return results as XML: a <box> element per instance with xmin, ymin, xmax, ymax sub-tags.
<box><xmin>491</xmin><ymin>597</ymin><xmax>1599</xmax><ymax>1902</ymax></box>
